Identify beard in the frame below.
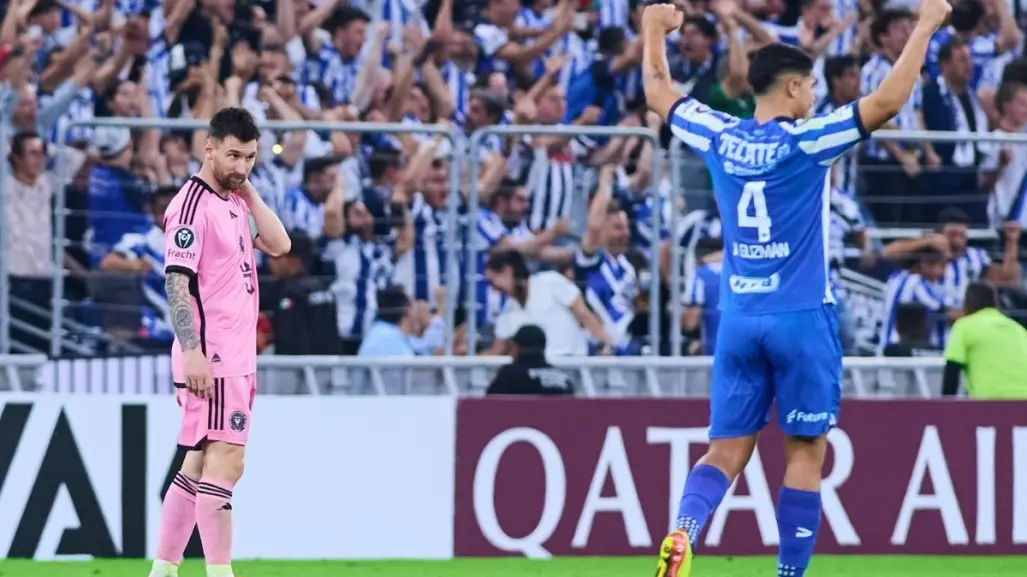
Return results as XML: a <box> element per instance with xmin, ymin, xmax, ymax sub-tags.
<box><xmin>213</xmin><ymin>163</ymin><xmax>247</xmax><ymax>191</ymax></box>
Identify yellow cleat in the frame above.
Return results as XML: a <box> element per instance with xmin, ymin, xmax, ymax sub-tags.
<box><xmin>655</xmin><ymin>530</ymin><xmax>693</xmax><ymax>577</ymax></box>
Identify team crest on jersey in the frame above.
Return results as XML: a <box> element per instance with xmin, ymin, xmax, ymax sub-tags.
<box><xmin>174</xmin><ymin>228</ymin><xmax>195</xmax><ymax>249</ymax></box>
<box><xmin>229</xmin><ymin>411</ymin><xmax>247</xmax><ymax>432</ymax></box>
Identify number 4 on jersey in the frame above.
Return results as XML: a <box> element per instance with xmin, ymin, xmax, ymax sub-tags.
<box><xmin>737</xmin><ymin>181</ymin><xmax>772</xmax><ymax>243</ymax></box>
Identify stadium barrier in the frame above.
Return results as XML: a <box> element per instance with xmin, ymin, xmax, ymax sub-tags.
<box><xmin>5</xmin><ymin>121</ymin><xmax>1026</xmax><ymax>355</ymax></box>
<box><xmin>0</xmin><ymin>393</ymin><xmax>1024</xmax><ymax>560</ymax></box>
<box><xmin>0</xmin><ymin>120</ymin><xmax>10</xmax><ymax>355</ymax></box>
<box><xmin>4</xmin><ymin>353</ymin><xmax>945</xmax><ymax>397</ymax></box>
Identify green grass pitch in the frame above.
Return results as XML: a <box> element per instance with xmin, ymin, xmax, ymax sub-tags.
<box><xmin>2</xmin><ymin>557</ymin><xmax>1027</xmax><ymax>576</ymax></box>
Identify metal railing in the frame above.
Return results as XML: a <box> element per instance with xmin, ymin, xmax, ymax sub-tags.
<box><xmin>20</xmin><ymin>353</ymin><xmax>947</xmax><ymax>398</ymax></box>
<box><xmin>0</xmin><ymin>121</ymin><xmax>10</xmax><ymax>355</ymax></box>
<box><xmin>4</xmin><ymin>121</ymin><xmax>1027</xmax><ymax>356</ymax></box>
<box><xmin>50</xmin><ymin>118</ymin><xmax>463</xmax><ymax>357</ymax></box>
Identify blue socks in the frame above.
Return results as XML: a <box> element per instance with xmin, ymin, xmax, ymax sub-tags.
<box><xmin>673</xmin><ymin>464</ymin><xmax>823</xmax><ymax>576</ymax></box>
<box><xmin>674</xmin><ymin>464</ymin><xmax>731</xmax><ymax>546</ymax></box>
<box><xmin>776</xmin><ymin>487</ymin><xmax>822</xmax><ymax>577</ymax></box>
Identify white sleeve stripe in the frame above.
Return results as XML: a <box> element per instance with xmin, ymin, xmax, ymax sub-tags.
<box><xmin>670</xmin><ymin>125</ymin><xmax>711</xmax><ymax>152</ymax></box>
<box><xmin>799</xmin><ymin>127</ymin><xmax>863</xmax><ymax>156</ymax></box>
<box><xmin>780</xmin><ymin>104</ymin><xmax>855</xmax><ymax>135</ymax></box>
<box><xmin>675</xmin><ymin>100</ymin><xmax>730</xmax><ymax>132</ymax></box>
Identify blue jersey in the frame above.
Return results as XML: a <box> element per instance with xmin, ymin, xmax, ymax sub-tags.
<box><xmin>684</xmin><ymin>260</ymin><xmax>722</xmax><ymax>355</ymax></box>
<box><xmin>667</xmin><ymin>97</ymin><xmax>868</xmax><ymax>315</ymax></box>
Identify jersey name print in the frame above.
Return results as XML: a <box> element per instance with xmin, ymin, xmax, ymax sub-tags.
<box><xmin>668</xmin><ymin>97</ymin><xmax>868</xmax><ymax>314</ymax></box>
<box><xmin>164</xmin><ymin>176</ymin><xmax>260</xmax><ymax>381</ymax></box>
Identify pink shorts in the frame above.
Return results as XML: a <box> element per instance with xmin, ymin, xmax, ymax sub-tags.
<box><xmin>175</xmin><ymin>374</ymin><xmax>257</xmax><ymax>450</ymax></box>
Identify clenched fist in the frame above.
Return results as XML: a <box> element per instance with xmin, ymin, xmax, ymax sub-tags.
<box><xmin>642</xmin><ymin>3</ymin><xmax>684</xmax><ymax>34</ymax></box>
<box><xmin>917</xmin><ymin>0</ymin><xmax>952</xmax><ymax>29</ymax></box>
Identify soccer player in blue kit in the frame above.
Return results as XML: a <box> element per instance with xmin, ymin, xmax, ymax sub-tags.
<box><xmin>640</xmin><ymin>0</ymin><xmax>952</xmax><ymax>575</ymax></box>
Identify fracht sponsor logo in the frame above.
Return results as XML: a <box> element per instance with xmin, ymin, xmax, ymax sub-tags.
<box><xmin>453</xmin><ymin>399</ymin><xmax>1027</xmax><ymax>557</ymax></box>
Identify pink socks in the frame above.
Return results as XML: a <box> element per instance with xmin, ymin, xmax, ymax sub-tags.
<box><xmin>196</xmin><ymin>478</ymin><xmax>236</xmax><ymax>566</ymax></box>
<box><xmin>155</xmin><ymin>472</ymin><xmax>198</xmax><ymax>564</ymax></box>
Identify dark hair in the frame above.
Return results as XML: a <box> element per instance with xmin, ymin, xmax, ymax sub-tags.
<box><xmin>823</xmin><ymin>55</ymin><xmax>860</xmax><ymax>94</ymax></box>
<box><xmin>208</xmin><ymin>107</ymin><xmax>261</xmax><ymax>143</ymax></box>
<box><xmin>368</xmin><ymin>147</ymin><xmax>403</xmax><ymax>180</ymax></box>
<box><xmin>996</xmin><ymin>81</ymin><xmax>1027</xmax><ymax>116</ymax></box>
<box><xmin>302</xmin><ymin>156</ymin><xmax>339</xmax><ymax>183</ymax></box>
<box><xmin>28</xmin><ymin>0</ymin><xmax>59</xmax><ymax>17</ymax></box>
<box><xmin>747</xmin><ymin>43</ymin><xmax>815</xmax><ymax>96</ymax></box>
<box><xmin>375</xmin><ymin>285</ymin><xmax>410</xmax><ymax>325</ymax></box>
<box><xmin>894</xmin><ymin>302</ymin><xmax>929</xmax><ymax>339</ymax></box>
<box><xmin>10</xmin><ymin>131</ymin><xmax>42</xmax><ymax>158</ymax></box>
<box><xmin>1001</xmin><ymin>58</ymin><xmax>1027</xmax><ymax>85</ymax></box>
<box><xmin>489</xmin><ymin>177</ymin><xmax>521</xmax><ymax>209</ymax></box>
<box><xmin>597</xmin><ymin>27</ymin><xmax>628</xmax><ymax>56</ymax></box>
<box><xmin>938</xmin><ymin>37</ymin><xmax>966</xmax><ymax>64</ymax></box>
<box><xmin>682</xmin><ymin>16</ymin><xmax>717</xmax><ymax>41</ymax></box>
<box><xmin>694</xmin><ymin>236</ymin><xmax>724</xmax><ymax>260</ymax></box>
<box><xmin>963</xmin><ymin>281</ymin><xmax>998</xmax><ymax>314</ymax></box>
<box><xmin>870</xmin><ymin>10</ymin><xmax>914</xmax><ymax>46</ymax></box>
<box><xmin>470</xmin><ymin>89</ymin><xmax>506</xmax><ymax>121</ymax></box>
<box><xmin>284</xmin><ymin>229</ymin><xmax>314</xmax><ymax>272</ymax></box>
<box><xmin>326</xmin><ymin>6</ymin><xmax>371</xmax><ymax>34</ymax></box>
<box><xmin>908</xmin><ymin>247</ymin><xmax>948</xmax><ymax>269</ymax></box>
<box><xmin>950</xmin><ymin>0</ymin><xmax>984</xmax><ymax>33</ymax></box>
<box><xmin>486</xmin><ymin>249</ymin><xmax>531</xmax><ymax>305</ymax></box>
<box><xmin>937</xmin><ymin>207</ymin><xmax>969</xmax><ymax>227</ymax></box>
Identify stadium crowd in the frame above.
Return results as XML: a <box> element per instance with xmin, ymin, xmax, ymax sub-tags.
<box><xmin>3</xmin><ymin>0</ymin><xmax>1027</xmax><ymax>359</ymax></box>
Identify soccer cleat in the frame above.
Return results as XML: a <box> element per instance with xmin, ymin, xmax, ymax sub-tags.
<box><xmin>148</xmin><ymin>559</ymin><xmax>179</xmax><ymax>577</ymax></box>
<box><xmin>655</xmin><ymin>530</ymin><xmax>693</xmax><ymax>577</ymax></box>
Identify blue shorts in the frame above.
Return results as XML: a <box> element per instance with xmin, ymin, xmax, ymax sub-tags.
<box><xmin>709</xmin><ymin>305</ymin><xmax>843</xmax><ymax>439</ymax></box>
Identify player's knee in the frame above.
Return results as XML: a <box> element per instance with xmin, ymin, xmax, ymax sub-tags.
<box><xmin>704</xmin><ymin>436</ymin><xmax>758</xmax><ymax>479</ymax></box>
<box><xmin>180</xmin><ymin>449</ymin><xmax>205</xmax><ymax>480</ymax></box>
<box><xmin>202</xmin><ymin>441</ymin><xmax>245</xmax><ymax>483</ymax></box>
<box><xmin>783</xmin><ymin>435</ymin><xmax>828</xmax><ymax>489</ymax></box>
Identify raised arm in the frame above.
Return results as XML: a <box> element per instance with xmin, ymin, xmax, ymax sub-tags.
<box><xmin>641</xmin><ymin>3</ymin><xmax>685</xmax><ymax>121</ymax></box>
<box><xmin>858</xmin><ymin>0</ymin><xmax>951</xmax><ymax>131</ymax></box>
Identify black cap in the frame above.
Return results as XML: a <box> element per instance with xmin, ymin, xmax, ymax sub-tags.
<box><xmin>511</xmin><ymin>325</ymin><xmax>546</xmax><ymax>356</ymax></box>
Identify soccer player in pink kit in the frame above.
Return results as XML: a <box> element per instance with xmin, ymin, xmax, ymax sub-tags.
<box><xmin>149</xmin><ymin>107</ymin><xmax>290</xmax><ymax>577</ymax></box>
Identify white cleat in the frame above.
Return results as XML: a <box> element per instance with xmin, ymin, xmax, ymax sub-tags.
<box><xmin>148</xmin><ymin>559</ymin><xmax>179</xmax><ymax>577</ymax></box>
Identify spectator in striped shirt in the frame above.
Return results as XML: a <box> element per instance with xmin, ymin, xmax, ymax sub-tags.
<box><xmin>393</xmin><ymin>158</ymin><xmax>454</xmax><ymax>309</ymax></box>
<box><xmin>277</xmin><ymin>156</ymin><xmax>341</xmax><ymax>243</ymax></box>
<box><xmin>575</xmin><ymin>165</ymin><xmax>639</xmax><ymax>354</ymax></box>
<box><xmin>878</xmin><ymin>248</ymin><xmax>960</xmax><ymax>353</ymax></box>
<box><xmin>474</xmin><ymin>179</ymin><xmax>571</xmax><ymax>328</ymax></box>
<box><xmin>883</xmin><ymin>208</ymin><xmax>1021</xmax><ymax>308</ymax></box>
<box><xmin>322</xmin><ymin>199</ymin><xmax>394</xmax><ymax>355</ymax></box>
<box><xmin>319</xmin><ymin>6</ymin><xmax>371</xmax><ymax>105</ymax></box>
<box><xmin>473</xmin><ymin>0</ymin><xmax>574</xmax><ymax>77</ymax></box>
<box><xmin>681</xmin><ymin>236</ymin><xmax>723</xmax><ymax>356</ymax></box>
<box><xmin>860</xmin><ymin>9</ymin><xmax>937</xmax><ymax>226</ymax></box>
<box><xmin>818</xmin><ymin>55</ymin><xmax>862</xmax><ymax>194</ymax></box>
<box><xmin>100</xmin><ymin>185</ymin><xmax>177</xmax><ymax>345</ymax></box>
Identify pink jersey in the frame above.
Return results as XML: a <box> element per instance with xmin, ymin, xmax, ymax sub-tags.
<box><xmin>164</xmin><ymin>175</ymin><xmax>259</xmax><ymax>381</ymax></box>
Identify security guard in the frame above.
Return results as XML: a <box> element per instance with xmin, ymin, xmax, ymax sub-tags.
<box><xmin>486</xmin><ymin>325</ymin><xmax>574</xmax><ymax>396</ymax></box>
<box><xmin>943</xmin><ymin>282</ymin><xmax>1027</xmax><ymax>398</ymax></box>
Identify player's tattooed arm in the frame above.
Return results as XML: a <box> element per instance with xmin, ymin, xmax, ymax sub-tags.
<box><xmin>640</xmin><ymin>4</ymin><xmax>683</xmax><ymax>121</ymax></box>
<box><xmin>166</xmin><ymin>272</ymin><xmax>200</xmax><ymax>350</ymax></box>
